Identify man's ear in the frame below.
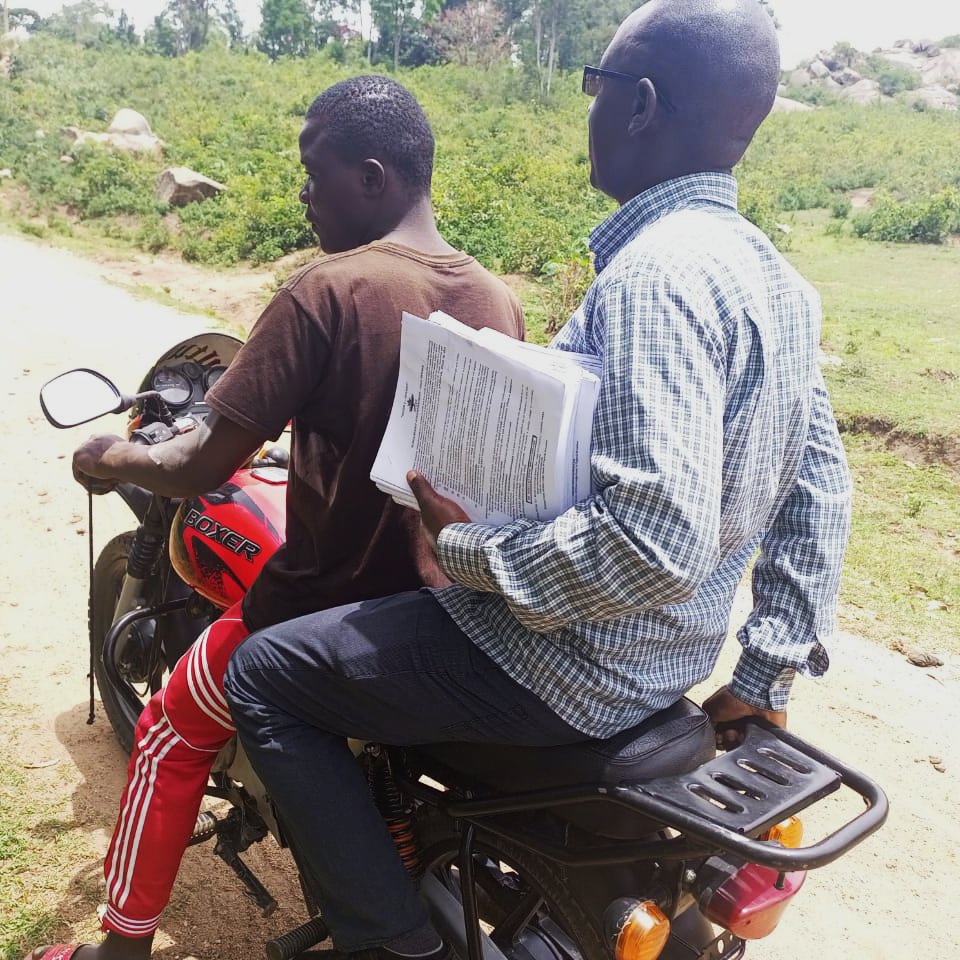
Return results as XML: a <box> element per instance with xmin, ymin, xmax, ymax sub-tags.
<box><xmin>627</xmin><ymin>78</ymin><xmax>657</xmax><ymax>137</ymax></box>
<box><xmin>359</xmin><ymin>158</ymin><xmax>387</xmax><ymax>196</ymax></box>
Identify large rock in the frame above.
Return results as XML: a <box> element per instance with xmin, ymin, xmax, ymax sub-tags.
<box><xmin>840</xmin><ymin>78</ymin><xmax>882</xmax><ymax>104</ymax></box>
<box><xmin>808</xmin><ymin>59</ymin><xmax>831</xmax><ymax>78</ymax></box>
<box><xmin>788</xmin><ymin>67</ymin><xmax>812</xmax><ymax>87</ymax></box>
<box><xmin>772</xmin><ymin>95</ymin><xmax>815</xmax><ymax>112</ymax></box>
<box><xmin>61</xmin><ymin>109</ymin><xmax>163</xmax><ymax>155</ymax></box>
<box><xmin>906</xmin><ymin>84</ymin><xmax>960</xmax><ymax>111</ymax></box>
<box><xmin>835</xmin><ymin>67</ymin><xmax>862</xmax><ymax>86</ymax></box>
<box><xmin>107</xmin><ymin>109</ymin><xmax>154</xmax><ymax>138</ymax></box>
<box><xmin>919</xmin><ymin>48</ymin><xmax>960</xmax><ymax>86</ymax></box>
<box><xmin>156</xmin><ymin>167</ymin><xmax>226</xmax><ymax>207</ymax></box>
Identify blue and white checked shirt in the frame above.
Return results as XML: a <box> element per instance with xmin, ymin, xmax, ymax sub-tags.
<box><xmin>434</xmin><ymin>173</ymin><xmax>852</xmax><ymax>738</ymax></box>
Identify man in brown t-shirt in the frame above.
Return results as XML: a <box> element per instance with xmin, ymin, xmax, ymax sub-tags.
<box><xmin>49</xmin><ymin>76</ymin><xmax>522</xmax><ymax>960</ymax></box>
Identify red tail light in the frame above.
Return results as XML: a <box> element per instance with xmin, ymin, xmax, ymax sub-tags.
<box><xmin>700</xmin><ymin>863</ymin><xmax>805</xmax><ymax>939</ymax></box>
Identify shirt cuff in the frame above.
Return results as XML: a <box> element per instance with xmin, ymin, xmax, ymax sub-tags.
<box><xmin>729</xmin><ymin>650</ymin><xmax>797</xmax><ymax>712</ymax></box>
<box><xmin>436</xmin><ymin>522</ymin><xmax>499</xmax><ymax>592</ymax></box>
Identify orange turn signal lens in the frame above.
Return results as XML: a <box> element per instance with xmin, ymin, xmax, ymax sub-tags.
<box><xmin>614</xmin><ymin>901</ymin><xmax>670</xmax><ymax>960</ymax></box>
<box><xmin>760</xmin><ymin>816</ymin><xmax>803</xmax><ymax>848</ymax></box>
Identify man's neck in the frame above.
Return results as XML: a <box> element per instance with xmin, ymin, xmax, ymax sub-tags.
<box><xmin>380</xmin><ymin>196</ymin><xmax>457</xmax><ymax>256</ymax></box>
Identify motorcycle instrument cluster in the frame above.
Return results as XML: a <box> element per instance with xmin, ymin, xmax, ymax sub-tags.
<box><xmin>204</xmin><ymin>365</ymin><xmax>228</xmax><ymax>390</ymax></box>
<box><xmin>151</xmin><ymin>361</ymin><xmax>227</xmax><ymax>409</ymax></box>
<box><xmin>151</xmin><ymin>365</ymin><xmax>193</xmax><ymax>406</ymax></box>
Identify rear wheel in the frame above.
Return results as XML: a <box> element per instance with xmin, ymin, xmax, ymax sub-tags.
<box><xmin>418</xmin><ymin>817</ymin><xmax>607</xmax><ymax>960</ymax></box>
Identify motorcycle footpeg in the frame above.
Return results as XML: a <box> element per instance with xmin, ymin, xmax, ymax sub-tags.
<box><xmin>188</xmin><ymin>810</ymin><xmax>220</xmax><ymax>846</ymax></box>
<box><xmin>265</xmin><ymin>916</ymin><xmax>330</xmax><ymax>960</ymax></box>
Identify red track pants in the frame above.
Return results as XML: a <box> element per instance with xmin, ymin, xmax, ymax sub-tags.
<box><xmin>101</xmin><ymin>602</ymin><xmax>248</xmax><ymax>937</ymax></box>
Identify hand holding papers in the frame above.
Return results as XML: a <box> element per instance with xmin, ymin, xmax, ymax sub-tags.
<box><xmin>371</xmin><ymin>311</ymin><xmax>600</xmax><ymax>525</ymax></box>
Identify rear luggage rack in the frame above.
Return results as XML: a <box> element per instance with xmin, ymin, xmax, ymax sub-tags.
<box><xmin>637</xmin><ymin>722</ymin><xmax>841</xmax><ymax>837</ymax></box>
<box><xmin>430</xmin><ymin>720</ymin><xmax>886</xmax><ymax>871</ymax></box>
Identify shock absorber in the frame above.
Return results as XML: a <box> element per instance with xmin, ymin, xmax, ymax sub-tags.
<box><xmin>126</xmin><ymin>526</ymin><xmax>165</xmax><ymax>579</ymax></box>
<box><xmin>366</xmin><ymin>746</ymin><xmax>421</xmax><ymax>881</ymax></box>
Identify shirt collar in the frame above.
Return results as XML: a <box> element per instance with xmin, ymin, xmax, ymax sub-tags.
<box><xmin>590</xmin><ymin>172</ymin><xmax>739</xmax><ymax>274</ymax></box>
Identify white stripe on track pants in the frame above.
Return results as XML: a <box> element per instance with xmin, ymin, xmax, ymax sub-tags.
<box><xmin>101</xmin><ymin>602</ymin><xmax>248</xmax><ymax>938</ymax></box>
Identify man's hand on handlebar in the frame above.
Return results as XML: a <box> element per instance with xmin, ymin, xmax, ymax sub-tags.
<box><xmin>406</xmin><ymin>470</ymin><xmax>471</xmax><ymax>553</ymax></box>
<box><xmin>702</xmin><ymin>685</ymin><xmax>787</xmax><ymax>752</ymax></box>
<box><xmin>73</xmin><ymin>434</ymin><xmax>124</xmax><ymax>494</ymax></box>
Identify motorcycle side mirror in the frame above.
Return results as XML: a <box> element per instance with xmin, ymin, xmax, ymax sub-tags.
<box><xmin>39</xmin><ymin>369</ymin><xmax>132</xmax><ymax>428</ymax></box>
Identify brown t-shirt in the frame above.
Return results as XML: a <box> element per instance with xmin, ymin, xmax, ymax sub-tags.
<box><xmin>206</xmin><ymin>239</ymin><xmax>525</xmax><ymax>631</ymax></box>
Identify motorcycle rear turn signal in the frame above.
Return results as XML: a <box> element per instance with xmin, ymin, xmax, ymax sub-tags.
<box><xmin>760</xmin><ymin>815</ymin><xmax>803</xmax><ymax>848</ymax></box>
<box><xmin>605</xmin><ymin>899</ymin><xmax>670</xmax><ymax>960</ymax></box>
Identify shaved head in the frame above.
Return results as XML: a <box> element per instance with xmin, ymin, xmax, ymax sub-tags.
<box><xmin>589</xmin><ymin>0</ymin><xmax>780</xmax><ymax>201</ymax></box>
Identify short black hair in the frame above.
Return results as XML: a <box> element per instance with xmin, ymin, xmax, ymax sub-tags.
<box><xmin>305</xmin><ymin>76</ymin><xmax>434</xmax><ymax>194</ymax></box>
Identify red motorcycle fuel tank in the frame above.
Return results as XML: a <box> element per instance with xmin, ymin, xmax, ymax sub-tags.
<box><xmin>170</xmin><ymin>470</ymin><xmax>286</xmax><ymax>610</ymax></box>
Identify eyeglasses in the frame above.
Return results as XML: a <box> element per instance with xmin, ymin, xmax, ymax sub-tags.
<box><xmin>581</xmin><ymin>65</ymin><xmax>677</xmax><ymax>114</ymax></box>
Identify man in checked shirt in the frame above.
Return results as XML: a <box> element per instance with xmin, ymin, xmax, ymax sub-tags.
<box><xmin>223</xmin><ymin>1</ymin><xmax>853</xmax><ymax>957</ymax></box>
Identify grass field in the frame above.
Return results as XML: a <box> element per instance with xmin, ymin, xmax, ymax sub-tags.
<box><xmin>775</xmin><ymin>213</ymin><xmax>960</xmax><ymax>654</ymax></box>
<box><xmin>511</xmin><ymin>210</ymin><xmax>960</xmax><ymax>656</ymax></box>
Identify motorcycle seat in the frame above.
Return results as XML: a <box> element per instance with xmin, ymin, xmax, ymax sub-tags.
<box><xmin>415</xmin><ymin>697</ymin><xmax>715</xmax><ymax>839</ymax></box>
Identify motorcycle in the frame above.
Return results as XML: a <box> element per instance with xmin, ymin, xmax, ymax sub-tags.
<box><xmin>41</xmin><ymin>335</ymin><xmax>888</xmax><ymax>960</ymax></box>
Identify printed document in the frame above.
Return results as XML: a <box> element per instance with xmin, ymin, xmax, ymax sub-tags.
<box><xmin>371</xmin><ymin>311</ymin><xmax>600</xmax><ymax>525</ymax></box>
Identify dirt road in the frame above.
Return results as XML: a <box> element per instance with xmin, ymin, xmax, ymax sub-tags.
<box><xmin>1</xmin><ymin>233</ymin><xmax>958</xmax><ymax>959</ymax></box>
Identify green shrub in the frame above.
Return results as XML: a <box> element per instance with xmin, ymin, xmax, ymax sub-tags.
<box><xmin>539</xmin><ymin>237</ymin><xmax>593</xmax><ymax>334</ymax></box>
<box><xmin>852</xmin><ymin>189</ymin><xmax>960</xmax><ymax>243</ymax></box>
<box><xmin>862</xmin><ymin>56</ymin><xmax>920</xmax><ymax>97</ymax></box>
<box><xmin>829</xmin><ymin>193</ymin><xmax>852</xmax><ymax>218</ymax></box>
<box><xmin>777</xmin><ymin>177</ymin><xmax>832</xmax><ymax>211</ymax></box>
<box><xmin>135</xmin><ymin>214</ymin><xmax>171</xmax><ymax>253</ymax></box>
<box><xmin>739</xmin><ymin>186</ymin><xmax>790</xmax><ymax>250</ymax></box>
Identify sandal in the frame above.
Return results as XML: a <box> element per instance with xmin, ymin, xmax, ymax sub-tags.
<box><xmin>26</xmin><ymin>946</ymin><xmax>88</xmax><ymax>960</ymax></box>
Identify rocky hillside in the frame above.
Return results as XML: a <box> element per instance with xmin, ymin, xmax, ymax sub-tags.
<box><xmin>782</xmin><ymin>38</ymin><xmax>960</xmax><ymax>110</ymax></box>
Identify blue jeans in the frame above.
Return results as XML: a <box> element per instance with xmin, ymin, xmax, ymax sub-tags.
<box><xmin>223</xmin><ymin>589</ymin><xmax>582</xmax><ymax>951</ymax></box>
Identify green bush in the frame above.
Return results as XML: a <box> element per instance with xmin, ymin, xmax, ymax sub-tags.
<box><xmin>776</xmin><ymin>177</ymin><xmax>832</xmax><ymax>211</ymax></box>
<box><xmin>830</xmin><ymin>193</ymin><xmax>852</xmax><ymax>219</ymax></box>
<box><xmin>852</xmin><ymin>189</ymin><xmax>960</xmax><ymax>243</ymax></box>
<box><xmin>862</xmin><ymin>56</ymin><xmax>920</xmax><ymax>97</ymax></box>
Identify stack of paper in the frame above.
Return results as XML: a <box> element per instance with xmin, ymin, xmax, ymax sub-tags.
<box><xmin>371</xmin><ymin>311</ymin><xmax>601</xmax><ymax>525</ymax></box>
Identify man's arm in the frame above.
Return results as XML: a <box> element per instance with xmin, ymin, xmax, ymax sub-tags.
<box><xmin>416</xmin><ymin>270</ymin><xmax>728</xmax><ymax>633</ymax></box>
<box><xmin>705</xmin><ymin>369</ymin><xmax>852</xmax><ymax>741</ymax></box>
<box><xmin>73</xmin><ymin>410</ymin><xmax>266</xmax><ymax>499</ymax></box>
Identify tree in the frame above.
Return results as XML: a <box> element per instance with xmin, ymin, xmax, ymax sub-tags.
<box><xmin>218</xmin><ymin>0</ymin><xmax>244</xmax><ymax>47</ymax></box>
<box><xmin>429</xmin><ymin>0</ymin><xmax>507</xmax><ymax>67</ymax></box>
<box><xmin>141</xmin><ymin>0</ymin><xmax>215</xmax><ymax>54</ymax></box>
<box><xmin>6</xmin><ymin>7</ymin><xmax>42</xmax><ymax>32</ymax></box>
<box><xmin>168</xmin><ymin>0</ymin><xmax>212</xmax><ymax>50</ymax></box>
<box><xmin>257</xmin><ymin>0</ymin><xmax>313</xmax><ymax>58</ymax></box>
<box><xmin>39</xmin><ymin>0</ymin><xmax>116</xmax><ymax>47</ymax></box>
<box><xmin>370</xmin><ymin>0</ymin><xmax>415</xmax><ymax>70</ymax></box>
<box><xmin>113</xmin><ymin>7</ymin><xmax>137</xmax><ymax>43</ymax></box>
<box><xmin>144</xmin><ymin>10</ymin><xmax>179</xmax><ymax>52</ymax></box>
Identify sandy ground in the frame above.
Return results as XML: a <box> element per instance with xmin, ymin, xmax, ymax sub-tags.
<box><xmin>1</xmin><ymin>233</ymin><xmax>959</xmax><ymax>960</ymax></box>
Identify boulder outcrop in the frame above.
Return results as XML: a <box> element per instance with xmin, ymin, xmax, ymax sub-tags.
<box><xmin>61</xmin><ymin>109</ymin><xmax>164</xmax><ymax>154</ymax></box>
<box><xmin>772</xmin><ymin>95</ymin><xmax>814</xmax><ymax>112</ymax></box>
<box><xmin>156</xmin><ymin>167</ymin><xmax>226</xmax><ymax>207</ymax></box>
<box><xmin>787</xmin><ymin>40</ymin><xmax>960</xmax><ymax>111</ymax></box>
